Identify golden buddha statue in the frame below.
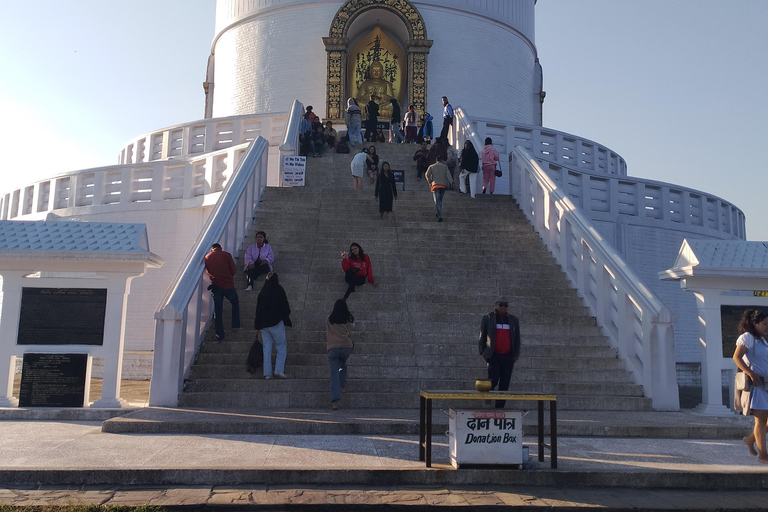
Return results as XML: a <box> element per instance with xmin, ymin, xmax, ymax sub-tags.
<box><xmin>356</xmin><ymin>61</ymin><xmax>394</xmax><ymax>120</ymax></box>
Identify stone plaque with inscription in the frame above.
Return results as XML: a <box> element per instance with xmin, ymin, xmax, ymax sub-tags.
<box><xmin>18</xmin><ymin>353</ymin><xmax>88</xmax><ymax>407</ymax></box>
<box><xmin>17</xmin><ymin>288</ymin><xmax>107</xmax><ymax>345</ymax></box>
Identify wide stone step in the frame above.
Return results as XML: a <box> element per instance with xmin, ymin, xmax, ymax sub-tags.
<box><xmin>189</xmin><ymin>365</ymin><xmax>636</xmax><ymax>383</ymax></box>
<box><xmin>183</xmin><ymin>378</ymin><xmax>644</xmax><ymax>397</ymax></box>
<box><xmin>177</xmin><ymin>391</ymin><xmax>651</xmax><ymax>411</ymax></box>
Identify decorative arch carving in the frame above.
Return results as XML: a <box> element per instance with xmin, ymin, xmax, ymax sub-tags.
<box><xmin>323</xmin><ymin>0</ymin><xmax>432</xmax><ymax>122</ymax></box>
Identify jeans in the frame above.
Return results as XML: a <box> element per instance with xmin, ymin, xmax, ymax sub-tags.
<box><xmin>458</xmin><ymin>170</ymin><xmax>478</xmax><ymax>198</ymax></box>
<box><xmin>390</xmin><ymin>124</ymin><xmax>405</xmax><ymax>143</ymax></box>
<box><xmin>211</xmin><ymin>286</ymin><xmax>240</xmax><ymax>340</ymax></box>
<box><xmin>440</xmin><ymin>116</ymin><xmax>453</xmax><ymax>142</ymax></box>
<box><xmin>344</xmin><ymin>274</ymin><xmax>366</xmax><ymax>300</ymax></box>
<box><xmin>328</xmin><ymin>347</ymin><xmax>352</xmax><ymax>402</ymax></box>
<box><xmin>246</xmin><ymin>263</ymin><xmax>270</xmax><ymax>287</ymax></box>
<box><xmin>261</xmin><ymin>321</ymin><xmax>287</xmax><ymax>377</ymax></box>
<box><xmin>310</xmin><ymin>140</ymin><xmax>328</xmax><ymax>156</ymax></box>
<box><xmin>348</xmin><ymin>122</ymin><xmax>362</xmax><ymax>147</ymax></box>
<box><xmin>432</xmin><ymin>188</ymin><xmax>446</xmax><ymax>218</ymax></box>
<box><xmin>405</xmin><ymin>126</ymin><xmax>417</xmax><ymax>143</ymax></box>
<box><xmin>487</xmin><ymin>351</ymin><xmax>515</xmax><ymax>408</ymax></box>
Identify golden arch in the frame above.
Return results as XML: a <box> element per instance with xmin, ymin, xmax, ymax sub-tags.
<box><xmin>323</xmin><ymin>0</ymin><xmax>432</xmax><ymax>122</ymax></box>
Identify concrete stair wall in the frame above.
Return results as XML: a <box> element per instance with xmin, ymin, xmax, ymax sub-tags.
<box><xmin>179</xmin><ymin>142</ymin><xmax>651</xmax><ymax>411</ymax></box>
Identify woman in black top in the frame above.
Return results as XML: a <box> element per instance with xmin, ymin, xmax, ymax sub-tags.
<box><xmin>366</xmin><ymin>145</ymin><xmax>379</xmax><ymax>184</ymax></box>
<box><xmin>375</xmin><ymin>161</ymin><xmax>398</xmax><ymax>226</ymax></box>
<box><xmin>458</xmin><ymin>140</ymin><xmax>479</xmax><ymax>196</ymax></box>
<box><xmin>253</xmin><ymin>272</ymin><xmax>292</xmax><ymax>379</ymax></box>
<box><xmin>389</xmin><ymin>99</ymin><xmax>404</xmax><ymax>143</ymax></box>
<box><xmin>365</xmin><ymin>96</ymin><xmax>379</xmax><ymax>142</ymax></box>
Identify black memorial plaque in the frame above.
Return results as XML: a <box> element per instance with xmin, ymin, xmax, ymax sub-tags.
<box><xmin>17</xmin><ymin>288</ymin><xmax>107</xmax><ymax>345</ymax></box>
<box><xmin>18</xmin><ymin>353</ymin><xmax>88</xmax><ymax>407</ymax></box>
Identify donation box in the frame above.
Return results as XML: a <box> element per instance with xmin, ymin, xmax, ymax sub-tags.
<box><xmin>449</xmin><ymin>409</ymin><xmax>522</xmax><ymax>467</ymax></box>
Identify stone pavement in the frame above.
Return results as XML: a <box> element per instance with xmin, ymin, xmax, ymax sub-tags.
<box><xmin>2</xmin><ymin>484</ymin><xmax>768</xmax><ymax>510</ymax></box>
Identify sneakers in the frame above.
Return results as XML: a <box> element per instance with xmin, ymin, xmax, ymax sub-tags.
<box><xmin>274</xmin><ymin>373</ymin><xmax>288</xmax><ymax>379</ymax></box>
<box><xmin>264</xmin><ymin>375</ymin><xmax>272</xmax><ymax>380</ymax></box>
<box><xmin>245</xmin><ymin>285</ymin><xmax>253</xmax><ymax>291</ymax></box>
<box><xmin>437</xmin><ymin>217</ymin><xmax>443</xmax><ymax>222</ymax></box>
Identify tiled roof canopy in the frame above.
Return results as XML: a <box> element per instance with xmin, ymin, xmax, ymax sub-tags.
<box><xmin>0</xmin><ymin>221</ymin><xmax>150</xmax><ymax>253</ymax></box>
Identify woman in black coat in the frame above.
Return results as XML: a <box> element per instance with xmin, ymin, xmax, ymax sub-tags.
<box><xmin>375</xmin><ymin>161</ymin><xmax>398</xmax><ymax>226</ymax></box>
<box><xmin>458</xmin><ymin>140</ymin><xmax>480</xmax><ymax>196</ymax></box>
<box><xmin>252</xmin><ymin>272</ymin><xmax>291</xmax><ymax>379</ymax></box>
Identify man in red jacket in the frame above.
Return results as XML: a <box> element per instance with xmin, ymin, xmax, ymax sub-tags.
<box><xmin>204</xmin><ymin>243</ymin><xmax>241</xmax><ymax>341</ymax></box>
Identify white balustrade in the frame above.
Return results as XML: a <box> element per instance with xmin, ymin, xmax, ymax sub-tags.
<box><xmin>512</xmin><ymin>146</ymin><xmax>679</xmax><ymax>411</ymax></box>
<box><xmin>461</xmin><ymin>116</ymin><xmax>627</xmax><ymax>177</ymax></box>
<box><xmin>0</xmin><ymin>145</ymin><xmax>251</xmax><ymax>220</ymax></box>
<box><xmin>149</xmin><ymin>137</ymin><xmax>269</xmax><ymax>406</ymax></box>
<box><xmin>118</xmin><ymin>112</ymin><xmax>288</xmax><ymax>165</ymax></box>
<box><xmin>533</xmin><ymin>159</ymin><xmax>747</xmax><ymax>240</ymax></box>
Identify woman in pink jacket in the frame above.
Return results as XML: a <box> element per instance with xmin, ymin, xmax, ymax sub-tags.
<box><xmin>481</xmin><ymin>137</ymin><xmax>500</xmax><ymax>194</ymax></box>
<box><xmin>244</xmin><ymin>231</ymin><xmax>274</xmax><ymax>291</ymax></box>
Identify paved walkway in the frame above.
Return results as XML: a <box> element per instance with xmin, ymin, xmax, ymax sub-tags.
<box><xmin>1</xmin><ymin>418</ymin><xmax>768</xmax><ymax>509</ymax></box>
<box><xmin>3</xmin><ymin>484</ymin><xmax>768</xmax><ymax>510</ymax></box>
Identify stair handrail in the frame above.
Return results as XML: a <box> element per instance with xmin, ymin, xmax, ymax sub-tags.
<box><xmin>511</xmin><ymin>146</ymin><xmax>680</xmax><ymax>411</ymax></box>
<box><xmin>277</xmin><ymin>100</ymin><xmax>304</xmax><ymax>186</ymax></box>
<box><xmin>149</xmin><ymin>136</ymin><xmax>269</xmax><ymax>406</ymax></box>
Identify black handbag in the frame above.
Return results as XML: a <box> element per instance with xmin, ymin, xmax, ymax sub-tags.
<box><xmin>494</xmin><ymin>164</ymin><xmax>502</xmax><ymax>178</ymax></box>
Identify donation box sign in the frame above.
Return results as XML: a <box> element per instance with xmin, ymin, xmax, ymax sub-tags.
<box><xmin>449</xmin><ymin>409</ymin><xmax>522</xmax><ymax>467</ymax></box>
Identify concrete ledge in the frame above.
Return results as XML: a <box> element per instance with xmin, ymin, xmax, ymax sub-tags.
<box><xmin>0</xmin><ymin>407</ymin><xmax>137</xmax><ymax>421</ymax></box>
<box><xmin>102</xmin><ymin>407</ymin><xmax>753</xmax><ymax>439</ymax></box>
<box><xmin>1</xmin><ymin>468</ymin><xmax>767</xmax><ymax>490</ymax></box>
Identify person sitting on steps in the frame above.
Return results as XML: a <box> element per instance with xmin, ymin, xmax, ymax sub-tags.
<box><xmin>340</xmin><ymin>242</ymin><xmax>377</xmax><ymax>300</ymax></box>
<box><xmin>244</xmin><ymin>231</ymin><xmax>274</xmax><ymax>291</ymax></box>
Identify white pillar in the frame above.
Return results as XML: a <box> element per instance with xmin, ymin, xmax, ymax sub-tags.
<box><xmin>691</xmin><ymin>289</ymin><xmax>731</xmax><ymax>416</ymax></box>
<box><xmin>0</xmin><ymin>273</ymin><xmax>23</xmax><ymax>407</ymax></box>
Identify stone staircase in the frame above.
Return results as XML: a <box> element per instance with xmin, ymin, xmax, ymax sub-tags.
<box><xmin>179</xmin><ymin>142</ymin><xmax>651</xmax><ymax>411</ymax></box>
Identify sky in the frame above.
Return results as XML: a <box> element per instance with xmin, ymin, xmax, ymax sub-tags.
<box><xmin>1</xmin><ymin>0</ymin><xmax>767</xmax><ymax>239</ymax></box>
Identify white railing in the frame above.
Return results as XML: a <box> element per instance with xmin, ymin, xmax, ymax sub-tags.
<box><xmin>149</xmin><ymin>137</ymin><xmax>269</xmax><ymax>406</ymax></box>
<box><xmin>512</xmin><ymin>146</ymin><xmax>679</xmax><ymax>411</ymax></box>
<box><xmin>119</xmin><ymin>112</ymin><xmax>288</xmax><ymax>165</ymax></box>
<box><xmin>529</xmin><ymin>158</ymin><xmax>747</xmax><ymax>240</ymax></box>
<box><xmin>0</xmin><ymin>144</ymin><xmax>250</xmax><ymax>220</ymax></box>
<box><xmin>277</xmin><ymin>100</ymin><xmax>304</xmax><ymax>185</ymax></box>
<box><xmin>463</xmin><ymin>117</ymin><xmax>627</xmax><ymax>177</ymax></box>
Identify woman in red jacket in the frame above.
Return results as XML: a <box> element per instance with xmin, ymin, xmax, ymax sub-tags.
<box><xmin>341</xmin><ymin>242</ymin><xmax>377</xmax><ymax>300</ymax></box>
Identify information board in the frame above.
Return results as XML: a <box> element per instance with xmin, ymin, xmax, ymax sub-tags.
<box><xmin>18</xmin><ymin>353</ymin><xmax>88</xmax><ymax>407</ymax></box>
<box><xmin>391</xmin><ymin>170</ymin><xmax>405</xmax><ymax>191</ymax></box>
<box><xmin>18</xmin><ymin>288</ymin><xmax>107</xmax><ymax>345</ymax></box>
<box><xmin>283</xmin><ymin>155</ymin><xmax>306</xmax><ymax>187</ymax></box>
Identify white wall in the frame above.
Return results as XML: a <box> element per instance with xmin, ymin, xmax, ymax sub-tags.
<box><xmin>211</xmin><ymin>0</ymin><xmax>539</xmax><ymax>124</ymax></box>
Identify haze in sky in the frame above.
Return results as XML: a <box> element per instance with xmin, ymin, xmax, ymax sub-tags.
<box><xmin>1</xmin><ymin>0</ymin><xmax>766</xmax><ymax>240</ymax></box>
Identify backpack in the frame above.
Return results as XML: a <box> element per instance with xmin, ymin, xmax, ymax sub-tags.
<box><xmin>337</xmin><ymin>142</ymin><xmax>350</xmax><ymax>154</ymax></box>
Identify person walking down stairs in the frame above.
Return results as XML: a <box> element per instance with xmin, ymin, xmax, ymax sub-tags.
<box><xmin>326</xmin><ymin>299</ymin><xmax>355</xmax><ymax>411</ymax></box>
<box><xmin>254</xmin><ymin>272</ymin><xmax>292</xmax><ymax>380</ymax></box>
<box><xmin>341</xmin><ymin>243</ymin><xmax>377</xmax><ymax>300</ymax></box>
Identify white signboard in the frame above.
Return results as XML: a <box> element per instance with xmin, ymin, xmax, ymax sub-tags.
<box><xmin>449</xmin><ymin>409</ymin><xmax>522</xmax><ymax>467</ymax></box>
<box><xmin>283</xmin><ymin>156</ymin><xmax>306</xmax><ymax>187</ymax></box>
